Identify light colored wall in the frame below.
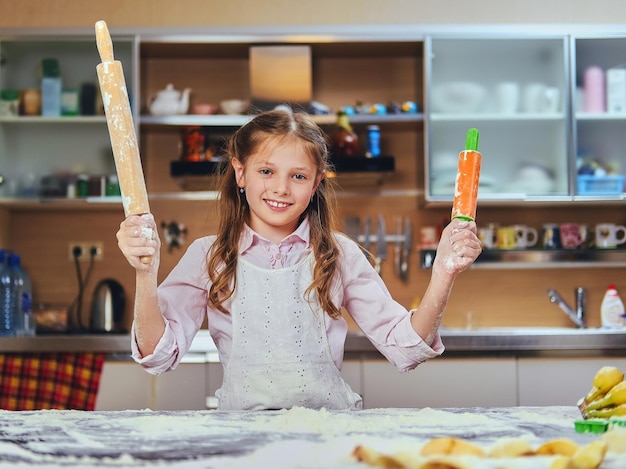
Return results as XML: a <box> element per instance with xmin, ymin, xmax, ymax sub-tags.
<box><xmin>1</xmin><ymin>0</ymin><xmax>626</xmax><ymax>30</ymax></box>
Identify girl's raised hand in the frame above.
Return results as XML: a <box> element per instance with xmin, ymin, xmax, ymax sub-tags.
<box><xmin>434</xmin><ymin>218</ymin><xmax>482</xmax><ymax>276</ymax></box>
<box><xmin>116</xmin><ymin>213</ymin><xmax>160</xmax><ymax>271</ymax></box>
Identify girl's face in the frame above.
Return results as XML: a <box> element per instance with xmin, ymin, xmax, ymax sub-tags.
<box><xmin>232</xmin><ymin>139</ymin><xmax>323</xmax><ymax>244</ymax></box>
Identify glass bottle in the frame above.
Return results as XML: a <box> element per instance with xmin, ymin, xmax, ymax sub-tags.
<box><xmin>331</xmin><ymin>111</ymin><xmax>359</xmax><ymax>158</ymax></box>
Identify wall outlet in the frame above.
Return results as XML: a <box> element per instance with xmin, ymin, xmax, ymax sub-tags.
<box><xmin>68</xmin><ymin>242</ymin><xmax>104</xmax><ymax>262</ymax></box>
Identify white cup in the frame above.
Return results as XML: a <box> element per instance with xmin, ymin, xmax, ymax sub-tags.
<box><xmin>595</xmin><ymin>223</ymin><xmax>626</xmax><ymax>249</ymax></box>
<box><xmin>495</xmin><ymin>81</ymin><xmax>520</xmax><ymax>114</ymax></box>
<box><xmin>513</xmin><ymin>224</ymin><xmax>538</xmax><ymax>249</ymax></box>
<box><xmin>478</xmin><ymin>226</ymin><xmax>496</xmax><ymax>249</ymax></box>
<box><xmin>542</xmin><ymin>87</ymin><xmax>560</xmax><ymax>113</ymax></box>
<box><xmin>522</xmin><ymin>83</ymin><xmax>547</xmax><ymax>113</ymax></box>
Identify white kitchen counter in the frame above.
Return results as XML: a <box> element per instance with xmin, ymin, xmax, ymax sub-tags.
<box><xmin>2</xmin><ymin>328</ymin><xmax>625</xmax><ymax>359</ymax></box>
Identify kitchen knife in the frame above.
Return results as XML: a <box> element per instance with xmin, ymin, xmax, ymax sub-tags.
<box><xmin>394</xmin><ymin>216</ymin><xmax>402</xmax><ymax>277</ymax></box>
<box><xmin>95</xmin><ymin>20</ymin><xmax>151</xmax><ymax>263</ymax></box>
<box><xmin>375</xmin><ymin>214</ymin><xmax>386</xmax><ymax>275</ymax></box>
<box><xmin>363</xmin><ymin>216</ymin><xmax>371</xmax><ymax>252</ymax></box>
<box><xmin>400</xmin><ymin>217</ymin><xmax>412</xmax><ymax>283</ymax></box>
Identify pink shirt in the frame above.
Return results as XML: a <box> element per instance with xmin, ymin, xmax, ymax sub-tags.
<box><xmin>132</xmin><ymin>218</ymin><xmax>443</xmax><ymax>373</ymax></box>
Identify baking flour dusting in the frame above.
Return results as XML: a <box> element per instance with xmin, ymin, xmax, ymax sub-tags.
<box><xmin>250</xmin><ymin>406</ymin><xmax>501</xmax><ymax>435</ymax></box>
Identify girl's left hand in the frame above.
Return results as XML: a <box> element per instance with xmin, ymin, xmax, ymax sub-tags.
<box><xmin>434</xmin><ymin>219</ymin><xmax>482</xmax><ymax>276</ymax></box>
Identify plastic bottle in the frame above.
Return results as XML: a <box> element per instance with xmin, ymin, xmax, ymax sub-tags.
<box><xmin>366</xmin><ymin>125</ymin><xmax>381</xmax><ymax>158</ymax></box>
<box><xmin>0</xmin><ymin>250</ymin><xmax>17</xmax><ymax>336</ymax></box>
<box><xmin>601</xmin><ymin>284</ymin><xmax>625</xmax><ymax>329</ymax></box>
<box><xmin>10</xmin><ymin>253</ymin><xmax>35</xmax><ymax>336</ymax></box>
<box><xmin>41</xmin><ymin>58</ymin><xmax>62</xmax><ymax>117</ymax></box>
<box><xmin>584</xmin><ymin>66</ymin><xmax>606</xmax><ymax>113</ymax></box>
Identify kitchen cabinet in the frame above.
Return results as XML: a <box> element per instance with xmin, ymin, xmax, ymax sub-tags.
<box><xmin>96</xmin><ymin>360</ymin><xmax>360</xmax><ymax>411</ymax></box>
<box><xmin>360</xmin><ymin>358</ymin><xmax>518</xmax><ymax>408</ymax></box>
<box><xmin>0</xmin><ymin>36</ymin><xmax>138</xmax><ymax>203</ymax></box>
<box><xmin>95</xmin><ymin>361</ymin><xmax>208</xmax><ymax>411</ymax></box>
<box><xmin>351</xmin><ymin>356</ymin><xmax>625</xmax><ymax>408</ymax></box>
<box><xmin>518</xmin><ymin>357</ymin><xmax>626</xmax><ymax>406</ymax></box>
<box><xmin>137</xmin><ymin>38</ymin><xmax>424</xmax><ymax>196</ymax></box>
<box><xmin>572</xmin><ymin>35</ymin><xmax>626</xmax><ymax>200</ymax></box>
<box><xmin>425</xmin><ymin>35</ymin><xmax>572</xmax><ymax>204</ymax></box>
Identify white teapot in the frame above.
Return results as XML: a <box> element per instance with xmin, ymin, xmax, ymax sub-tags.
<box><xmin>147</xmin><ymin>84</ymin><xmax>191</xmax><ymax>116</ymax></box>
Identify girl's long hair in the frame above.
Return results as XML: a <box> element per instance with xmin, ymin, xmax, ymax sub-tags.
<box><xmin>207</xmin><ymin>109</ymin><xmax>343</xmax><ymax>319</ymax></box>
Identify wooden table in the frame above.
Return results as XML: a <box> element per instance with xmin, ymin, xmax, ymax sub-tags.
<box><xmin>0</xmin><ymin>406</ymin><xmax>623</xmax><ymax>468</ymax></box>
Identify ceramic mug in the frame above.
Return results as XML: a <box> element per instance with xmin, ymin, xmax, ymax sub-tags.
<box><xmin>513</xmin><ymin>225</ymin><xmax>538</xmax><ymax>249</ymax></box>
<box><xmin>595</xmin><ymin>223</ymin><xmax>626</xmax><ymax>249</ymax></box>
<box><xmin>542</xmin><ymin>223</ymin><xmax>561</xmax><ymax>249</ymax></box>
<box><xmin>418</xmin><ymin>226</ymin><xmax>439</xmax><ymax>249</ymax></box>
<box><xmin>496</xmin><ymin>226</ymin><xmax>517</xmax><ymax>250</ymax></box>
<box><xmin>560</xmin><ymin>223</ymin><xmax>585</xmax><ymax>249</ymax></box>
<box><xmin>495</xmin><ymin>81</ymin><xmax>520</xmax><ymax>114</ymax></box>
<box><xmin>522</xmin><ymin>83</ymin><xmax>547</xmax><ymax>113</ymax></box>
<box><xmin>478</xmin><ymin>226</ymin><xmax>496</xmax><ymax>249</ymax></box>
<box><xmin>542</xmin><ymin>87</ymin><xmax>560</xmax><ymax>113</ymax></box>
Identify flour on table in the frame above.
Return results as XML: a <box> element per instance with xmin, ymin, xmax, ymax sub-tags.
<box><xmin>250</xmin><ymin>406</ymin><xmax>501</xmax><ymax>435</ymax></box>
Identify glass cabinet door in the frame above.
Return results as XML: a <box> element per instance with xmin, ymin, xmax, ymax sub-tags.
<box><xmin>425</xmin><ymin>36</ymin><xmax>570</xmax><ymax>203</ymax></box>
<box><xmin>572</xmin><ymin>36</ymin><xmax>626</xmax><ymax>200</ymax></box>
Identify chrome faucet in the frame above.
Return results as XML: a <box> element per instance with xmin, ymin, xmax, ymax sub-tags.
<box><xmin>547</xmin><ymin>287</ymin><xmax>586</xmax><ymax>328</ymax></box>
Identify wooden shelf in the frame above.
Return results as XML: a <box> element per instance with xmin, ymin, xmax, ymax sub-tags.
<box><xmin>419</xmin><ymin>248</ymin><xmax>626</xmax><ymax>269</ymax></box>
<box><xmin>140</xmin><ymin>113</ymin><xmax>423</xmax><ymax>127</ymax></box>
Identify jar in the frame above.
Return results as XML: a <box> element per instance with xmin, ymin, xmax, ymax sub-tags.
<box><xmin>0</xmin><ymin>89</ymin><xmax>19</xmax><ymax>117</ymax></box>
<box><xmin>180</xmin><ymin>126</ymin><xmax>206</xmax><ymax>162</ymax></box>
<box><xmin>20</xmin><ymin>89</ymin><xmax>42</xmax><ymax>116</ymax></box>
<box><xmin>106</xmin><ymin>174</ymin><xmax>121</xmax><ymax>196</ymax></box>
<box><xmin>76</xmin><ymin>175</ymin><xmax>89</xmax><ymax>197</ymax></box>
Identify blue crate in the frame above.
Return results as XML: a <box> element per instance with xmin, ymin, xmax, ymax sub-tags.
<box><xmin>577</xmin><ymin>175</ymin><xmax>625</xmax><ymax>195</ymax></box>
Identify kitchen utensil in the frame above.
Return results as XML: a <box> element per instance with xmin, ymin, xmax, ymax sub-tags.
<box><xmin>595</xmin><ymin>223</ymin><xmax>626</xmax><ymax>249</ymax></box>
<box><xmin>394</xmin><ymin>217</ymin><xmax>402</xmax><ymax>277</ymax></box>
<box><xmin>430</xmin><ymin>81</ymin><xmax>486</xmax><ymax>114</ymax></box>
<box><xmin>343</xmin><ymin>216</ymin><xmax>361</xmax><ymax>242</ymax></box>
<box><xmin>192</xmin><ymin>103</ymin><xmax>218</xmax><ymax>115</ymax></box>
<box><xmin>375</xmin><ymin>214</ymin><xmax>386</xmax><ymax>275</ymax></box>
<box><xmin>95</xmin><ymin>20</ymin><xmax>151</xmax><ymax>263</ymax></box>
<box><xmin>363</xmin><ymin>216</ymin><xmax>371</xmax><ymax>252</ymax></box>
<box><xmin>513</xmin><ymin>224</ymin><xmax>538</xmax><ymax>249</ymax></box>
<box><xmin>220</xmin><ymin>99</ymin><xmax>248</xmax><ymax>115</ymax></box>
<box><xmin>90</xmin><ymin>278</ymin><xmax>126</xmax><ymax>333</ymax></box>
<box><xmin>400</xmin><ymin>217</ymin><xmax>412</xmax><ymax>283</ymax></box>
<box><xmin>495</xmin><ymin>81</ymin><xmax>520</xmax><ymax>114</ymax></box>
<box><xmin>496</xmin><ymin>226</ymin><xmax>517</xmax><ymax>250</ymax></box>
<box><xmin>147</xmin><ymin>83</ymin><xmax>191</xmax><ymax>116</ymax></box>
<box><xmin>451</xmin><ymin>128</ymin><xmax>481</xmax><ymax>222</ymax></box>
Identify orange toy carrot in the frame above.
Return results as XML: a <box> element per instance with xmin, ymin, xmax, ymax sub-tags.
<box><xmin>451</xmin><ymin>128</ymin><xmax>482</xmax><ymax>222</ymax></box>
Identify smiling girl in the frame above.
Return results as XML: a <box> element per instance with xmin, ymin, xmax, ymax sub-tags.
<box><xmin>116</xmin><ymin>109</ymin><xmax>481</xmax><ymax>410</ymax></box>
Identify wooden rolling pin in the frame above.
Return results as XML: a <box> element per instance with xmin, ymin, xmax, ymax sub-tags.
<box><xmin>95</xmin><ymin>20</ymin><xmax>152</xmax><ymax>263</ymax></box>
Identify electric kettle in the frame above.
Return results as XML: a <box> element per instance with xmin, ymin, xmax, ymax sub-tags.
<box><xmin>90</xmin><ymin>279</ymin><xmax>126</xmax><ymax>333</ymax></box>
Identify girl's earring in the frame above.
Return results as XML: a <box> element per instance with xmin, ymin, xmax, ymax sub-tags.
<box><xmin>240</xmin><ymin>187</ymin><xmax>245</xmax><ymax>193</ymax></box>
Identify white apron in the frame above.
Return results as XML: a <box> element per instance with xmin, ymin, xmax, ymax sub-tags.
<box><xmin>215</xmin><ymin>254</ymin><xmax>362</xmax><ymax>410</ymax></box>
